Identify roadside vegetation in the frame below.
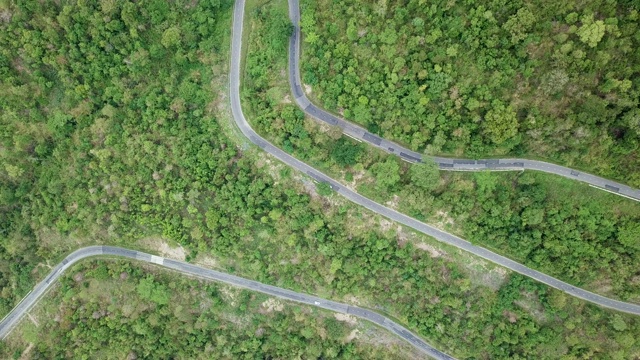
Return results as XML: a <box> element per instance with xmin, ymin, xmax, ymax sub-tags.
<box><xmin>243</xmin><ymin>0</ymin><xmax>640</xmax><ymax>303</ymax></box>
<box><xmin>237</xmin><ymin>0</ymin><xmax>640</xmax><ymax>358</ymax></box>
<box><xmin>300</xmin><ymin>0</ymin><xmax>640</xmax><ymax>187</ymax></box>
<box><xmin>1</xmin><ymin>259</ymin><xmax>418</xmax><ymax>359</ymax></box>
<box><xmin>0</xmin><ymin>0</ymin><xmax>639</xmax><ymax>359</ymax></box>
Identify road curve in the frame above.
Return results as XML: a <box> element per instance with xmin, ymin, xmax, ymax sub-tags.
<box><xmin>0</xmin><ymin>246</ymin><xmax>454</xmax><ymax>360</ymax></box>
<box><xmin>231</xmin><ymin>0</ymin><xmax>640</xmax><ymax>315</ymax></box>
<box><xmin>287</xmin><ymin>0</ymin><xmax>640</xmax><ymax>202</ymax></box>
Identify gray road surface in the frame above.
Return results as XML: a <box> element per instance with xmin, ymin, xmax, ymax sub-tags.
<box><xmin>287</xmin><ymin>0</ymin><xmax>640</xmax><ymax>202</ymax></box>
<box><xmin>230</xmin><ymin>0</ymin><xmax>640</xmax><ymax>316</ymax></box>
<box><xmin>0</xmin><ymin>246</ymin><xmax>454</xmax><ymax>360</ymax></box>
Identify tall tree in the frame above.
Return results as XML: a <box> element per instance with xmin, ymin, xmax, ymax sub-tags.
<box><xmin>409</xmin><ymin>158</ymin><xmax>440</xmax><ymax>191</ymax></box>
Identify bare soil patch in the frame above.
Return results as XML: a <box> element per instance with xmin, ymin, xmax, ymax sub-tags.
<box><xmin>356</xmin><ymin>326</ymin><xmax>423</xmax><ymax>359</ymax></box>
<box><xmin>334</xmin><ymin>313</ymin><xmax>357</xmax><ymax>325</ymax></box>
<box><xmin>515</xmin><ymin>292</ymin><xmax>548</xmax><ymax>323</ymax></box>
<box><xmin>255</xmin><ymin>152</ymin><xmax>283</xmax><ymax>181</ymax></box>
<box><xmin>138</xmin><ymin>238</ymin><xmax>186</xmax><ymax>261</ymax></box>
<box><xmin>467</xmin><ymin>262</ymin><xmax>508</xmax><ymax>290</ymax></box>
<box><xmin>415</xmin><ymin>242</ymin><xmax>446</xmax><ymax>258</ymax></box>
<box><xmin>345</xmin><ymin>329</ymin><xmax>359</xmax><ymax>342</ymax></box>
<box><xmin>18</xmin><ymin>343</ymin><xmax>34</xmax><ymax>360</ymax></box>
<box><xmin>434</xmin><ymin>210</ymin><xmax>455</xmax><ymax>228</ymax></box>
<box><xmin>27</xmin><ymin>314</ymin><xmax>39</xmax><ymax>327</ymax></box>
<box><xmin>343</xmin><ymin>169</ymin><xmax>367</xmax><ymax>191</ymax></box>
<box><xmin>301</xmin><ymin>178</ymin><xmax>320</xmax><ymax>199</ymax></box>
<box><xmin>343</xmin><ymin>295</ymin><xmax>363</xmax><ymax>306</ymax></box>
<box><xmin>379</xmin><ymin>219</ymin><xmax>393</xmax><ymax>232</ymax></box>
<box><xmin>260</xmin><ymin>298</ymin><xmax>284</xmax><ymax>313</ymax></box>
<box><xmin>219</xmin><ymin>286</ymin><xmax>239</xmax><ymax>307</ymax></box>
<box><xmin>385</xmin><ymin>195</ymin><xmax>400</xmax><ymax>209</ymax></box>
<box><xmin>193</xmin><ymin>255</ymin><xmax>221</xmax><ymax>270</ymax></box>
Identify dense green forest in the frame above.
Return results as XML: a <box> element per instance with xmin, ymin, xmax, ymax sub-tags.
<box><xmin>0</xmin><ymin>0</ymin><xmax>236</xmax><ymax>314</ymax></box>
<box><xmin>243</xmin><ymin>0</ymin><xmax>640</xmax><ymax>302</ymax></box>
<box><xmin>1</xmin><ymin>260</ymin><xmax>416</xmax><ymax>359</ymax></box>
<box><xmin>1</xmin><ymin>0</ymin><xmax>639</xmax><ymax>358</ymax></box>
<box><xmin>299</xmin><ymin>0</ymin><xmax>640</xmax><ymax>186</ymax></box>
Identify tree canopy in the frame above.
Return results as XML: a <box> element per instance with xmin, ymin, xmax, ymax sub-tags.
<box><xmin>300</xmin><ymin>0</ymin><xmax>640</xmax><ymax>186</ymax></box>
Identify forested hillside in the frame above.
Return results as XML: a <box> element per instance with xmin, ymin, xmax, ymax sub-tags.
<box><xmin>1</xmin><ymin>0</ymin><xmax>640</xmax><ymax>358</ymax></box>
<box><xmin>246</xmin><ymin>0</ymin><xmax>640</xmax><ymax>302</ymax></box>
<box><xmin>240</xmin><ymin>1</ymin><xmax>640</xmax><ymax>357</ymax></box>
<box><xmin>300</xmin><ymin>0</ymin><xmax>640</xmax><ymax>186</ymax></box>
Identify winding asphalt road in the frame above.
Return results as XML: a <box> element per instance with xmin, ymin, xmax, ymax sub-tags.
<box><xmin>231</xmin><ymin>0</ymin><xmax>640</xmax><ymax>316</ymax></box>
<box><xmin>287</xmin><ymin>0</ymin><xmax>640</xmax><ymax>202</ymax></box>
<box><xmin>2</xmin><ymin>2</ymin><xmax>636</xmax><ymax>359</ymax></box>
<box><xmin>0</xmin><ymin>246</ymin><xmax>454</xmax><ymax>360</ymax></box>
<box><xmin>0</xmin><ymin>2</ymin><xmax>637</xmax><ymax>359</ymax></box>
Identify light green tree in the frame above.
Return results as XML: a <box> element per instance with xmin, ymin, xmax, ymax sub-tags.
<box><xmin>161</xmin><ymin>26</ymin><xmax>181</xmax><ymax>48</ymax></box>
<box><xmin>483</xmin><ymin>100</ymin><xmax>518</xmax><ymax>144</ymax></box>
<box><xmin>4</xmin><ymin>163</ymin><xmax>24</xmax><ymax>179</ymax></box>
<box><xmin>137</xmin><ymin>276</ymin><xmax>170</xmax><ymax>305</ymax></box>
<box><xmin>622</xmin><ymin>108</ymin><xmax>640</xmax><ymax>136</ymax></box>
<box><xmin>521</xmin><ymin>207</ymin><xmax>544</xmax><ymax>226</ymax></box>
<box><xmin>346</xmin><ymin>19</ymin><xmax>358</xmax><ymax>41</ymax></box>
<box><xmin>316</xmin><ymin>182</ymin><xmax>333</xmax><ymax>196</ymax></box>
<box><xmin>409</xmin><ymin>158</ymin><xmax>440</xmax><ymax>191</ymax></box>
<box><xmin>502</xmin><ymin>8</ymin><xmax>536</xmax><ymax>44</ymax></box>
<box><xmin>304</xmin><ymin>31</ymin><xmax>319</xmax><ymax>45</ymax></box>
<box><xmin>329</xmin><ymin>258</ymin><xmax>342</xmax><ymax>274</ymax></box>
<box><xmin>577</xmin><ymin>14</ymin><xmax>605</xmax><ymax>48</ymax></box>
<box><xmin>372</xmin><ymin>158</ymin><xmax>400</xmax><ymax>189</ymax></box>
<box><xmin>610</xmin><ymin>314</ymin><xmax>627</xmax><ymax>331</ymax></box>
<box><xmin>618</xmin><ymin>222</ymin><xmax>640</xmax><ymax>250</ymax></box>
<box><xmin>474</xmin><ymin>171</ymin><xmax>497</xmax><ymax>199</ymax></box>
